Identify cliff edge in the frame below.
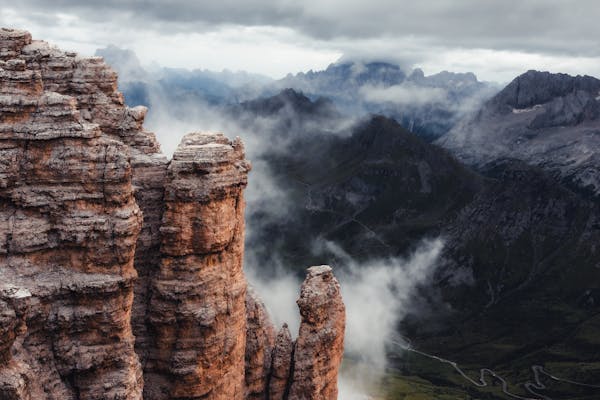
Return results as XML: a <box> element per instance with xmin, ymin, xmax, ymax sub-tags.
<box><xmin>0</xmin><ymin>28</ymin><xmax>345</xmax><ymax>400</ymax></box>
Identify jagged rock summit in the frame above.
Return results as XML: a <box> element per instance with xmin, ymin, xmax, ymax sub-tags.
<box><xmin>491</xmin><ymin>70</ymin><xmax>600</xmax><ymax>113</ymax></box>
<box><xmin>288</xmin><ymin>266</ymin><xmax>345</xmax><ymax>400</ymax></box>
<box><xmin>0</xmin><ymin>27</ymin><xmax>345</xmax><ymax>400</ymax></box>
<box><xmin>438</xmin><ymin>70</ymin><xmax>600</xmax><ymax>195</ymax></box>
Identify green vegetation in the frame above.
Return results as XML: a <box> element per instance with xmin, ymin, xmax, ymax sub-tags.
<box><xmin>376</xmin><ymin>351</ymin><xmax>600</xmax><ymax>400</ymax></box>
<box><xmin>373</xmin><ymin>311</ymin><xmax>600</xmax><ymax>400</ymax></box>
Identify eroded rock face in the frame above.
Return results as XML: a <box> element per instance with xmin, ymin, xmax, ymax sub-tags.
<box><xmin>244</xmin><ymin>287</ymin><xmax>276</xmax><ymax>400</ymax></box>
<box><xmin>268</xmin><ymin>324</ymin><xmax>294</xmax><ymax>400</ymax></box>
<box><xmin>288</xmin><ymin>266</ymin><xmax>346</xmax><ymax>400</ymax></box>
<box><xmin>144</xmin><ymin>132</ymin><xmax>251</xmax><ymax>400</ymax></box>
<box><xmin>0</xmin><ymin>28</ymin><xmax>345</xmax><ymax>400</ymax></box>
<box><xmin>0</xmin><ymin>27</ymin><xmax>145</xmax><ymax>400</ymax></box>
<box><xmin>0</xmin><ymin>285</ymin><xmax>31</xmax><ymax>400</ymax></box>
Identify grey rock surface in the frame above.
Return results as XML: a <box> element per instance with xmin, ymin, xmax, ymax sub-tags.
<box><xmin>438</xmin><ymin>70</ymin><xmax>600</xmax><ymax>195</ymax></box>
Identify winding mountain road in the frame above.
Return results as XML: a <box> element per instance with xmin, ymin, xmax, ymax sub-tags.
<box><xmin>390</xmin><ymin>335</ymin><xmax>600</xmax><ymax>400</ymax></box>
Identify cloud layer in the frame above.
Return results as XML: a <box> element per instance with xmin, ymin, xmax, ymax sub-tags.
<box><xmin>360</xmin><ymin>84</ymin><xmax>447</xmax><ymax>106</ymax></box>
<box><xmin>3</xmin><ymin>1</ymin><xmax>600</xmax><ymax>81</ymax></box>
<box><xmin>7</xmin><ymin>1</ymin><xmax>600</xmax><ymax>56</ymax></box>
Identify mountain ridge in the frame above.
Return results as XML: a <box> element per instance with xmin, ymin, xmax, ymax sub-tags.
<box><xmin>438</xmin><ymin>69</ymin><xmax>600</xmax><ymax>197</ymax></box>
<box><xmin>233</xmin><ymin>89</ymin><xmax>600</xmax><ymax>397</ymax></box>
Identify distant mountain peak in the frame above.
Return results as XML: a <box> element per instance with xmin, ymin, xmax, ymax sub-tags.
<box><xmin>283</xmin><ymin>59</ymin><xmax>407</xmax><ymax>90</ymax></box>
<box><xmin>408</xmin><ymin>68</ymin><xmax>425</xmax><ymax>80</ymax></box>
<box><xmin>492</xmin><ymin>70</ymin><xmax>600</xmax><ymax>111</ymax></box>
<box><xmin>438</xmin><ymin>69</ymin><xmax>600</xmax><ymax>196</ymax></box>
<box><xmin>237</xmin><ymin>88</ymin><xmax>337</xmax><ymax>118</ymax></box>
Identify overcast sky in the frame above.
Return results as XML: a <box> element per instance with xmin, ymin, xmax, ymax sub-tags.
<box><xmin>2</xmin><ymin>1</ymin><xmax>600</xmax><ymax>82</ymax></box>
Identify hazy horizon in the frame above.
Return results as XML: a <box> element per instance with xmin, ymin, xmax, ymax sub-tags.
<box><xmin>3</xmin><ymin>1</ymin><xmax>600</xmax><ymax>82</ymax></box>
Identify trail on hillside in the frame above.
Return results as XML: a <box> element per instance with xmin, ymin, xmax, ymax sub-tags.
<box><xmin>389</xmin><ymin>335</ymin><xmax>600</xmax><ymax>400</ymax></box>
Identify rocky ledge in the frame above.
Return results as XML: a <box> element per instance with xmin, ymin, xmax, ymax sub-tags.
<box><xmin>0</xmin><ymin>28</ymin><xmax>345</xmax><ymax>400</ymax></box>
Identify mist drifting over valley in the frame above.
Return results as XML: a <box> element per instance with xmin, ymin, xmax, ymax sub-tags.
<box><xmin>94</xmin><ymin>49</ymin><xmax>463</xmax><ymax>396</ymax></box>
<box><xmin>95</xmin><ymin>46</ymin><xmax>600</xmax><ymax>398</ymax></box>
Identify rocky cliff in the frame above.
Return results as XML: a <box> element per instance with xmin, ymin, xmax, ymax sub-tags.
<box><xmin>143</xmin><ymin>132</ymin><xmax>251</xmax><ymax>400</ymax></box>
<box><xmin>288</xmin><ymin>266</ymin><xmax>345</xmax><ymax>400</ymax></box>
<box><xmin>0</xmin><ymin>28</ymin><xmax>345</xmax><ymax>400</ymax></box>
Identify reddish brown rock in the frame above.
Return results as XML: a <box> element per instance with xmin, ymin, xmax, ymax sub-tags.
<box><xmin>0</xmin><ymin>286</ymin><xmax>31</xmax><ymax>400</ymax></box>
<box><xmin>129</xmin><ymin>151</ymin><xmax>167</xmax><ymax>365</ymax></box>
<box><xmin>245</xmin><ymin>287</ymin><xmax>276</xmax><ymax>400</ymax></box>
<box><xmin>4</xmin><ymin>26</ymin><xmax>167</xmax><ymax>394</ymax></box>
<box><xmin>0</xmin><ymin>27</ymin><xmax>147</xmax><ymax>400</ymax></box>
<box><xmin>145</xmin><ymin>132</ymin><xmax>251</xmax><ymax>400</ymax></box>
<box><xmin>288</xmin><ymin>266</ymin><xmax>346</xmax><ymax>400</ymax></box>
<box><xmin>0</xmin><ymin>28</ymin><xmax>31</xmax><ymax>61</ymax></box>
<box><xmin>0</xmin><ymin>287</ymin><xmax>32</xmax><ymax>400</ymax></box>
<box><xmin>0</xmin><ymin>28</ymin><xmax>346</xmax><ymax>400</ymax></box>
<box><xmin>0</xmin><ymin>286</ymin><xmax>30</xmax><ymax>366</ymax></box>
<box><xmin>268</xmin><ymin>324</ymin><xmax>294</xmax><ymax>400</ymax></box>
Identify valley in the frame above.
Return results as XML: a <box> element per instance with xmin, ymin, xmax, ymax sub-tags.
<box><xmin>109</xmin><ymin>69</ymin><xmax>600</xmax><ymax>399</ymax></box>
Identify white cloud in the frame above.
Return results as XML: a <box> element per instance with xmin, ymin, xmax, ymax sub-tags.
<box><xmin>246</xmin><ymin>238</ymin><xmax>445</xmax><ymax>398</ymax></box>
<box><xmin>0</xmin><ymin>8</ymin><xmax>340</xmax><ymax>78</ymax></box>
<box><xmin>360</xmin><ymin>83</ymin><xmax>447</xmax><ymax>105</ymax></box>
<box><xmin>3</xmin><ymin>2</ymin><xmax>600</xmax><ymax>81</ymax></box>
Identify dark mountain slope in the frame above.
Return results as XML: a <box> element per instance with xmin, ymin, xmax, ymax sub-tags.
<box><xmin>239</xmin><ymin>90</ymin><xmax>600</xmax><ymax>396</ymax></box>
<box><xmin>248</xmin><ymin>114</ymin><xmax>482</xmax><ymax>267</ymax></box>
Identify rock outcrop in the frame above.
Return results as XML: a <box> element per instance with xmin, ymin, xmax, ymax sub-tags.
<box><xmin>288</xmin><ymin>266</ymin><xmax>346</xmax><ymax>400</ymax></box>
<box><xmin>0</xmin><ymin>27</ymin><xmax>144</xmax><ymax>400</ymax></box>
<box><xmin>268</xmin><ymin>324</ymin><xmax>294</xmax><ymax>400</ymax></box>
<box><xmin>0</xmin><ymin>28</ymin><xmax>345</xmax><ymax>400</ymax></box>
<box><xmin>244</xmin><ymin>288</ymin><xmax>276</xmax><ymax>400</ymax></box>
<box><xmin>144</xmin><ymin>132</ymin><xmax>250</xmax><ymax>399</ymax></box>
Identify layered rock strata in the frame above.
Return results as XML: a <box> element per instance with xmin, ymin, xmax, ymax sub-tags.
<box><xmin>144</xmin><ymin>132</ymin><xmax>250</xmax><ymax>399</ymax></box>
<box><xmin>0</xmin><ymin>27</ymin><xmax>144</xmax><ymax>400</ymax></box>
<box><xmin>244</xmin><ymin>267</ymin><xmax>346</xmax><ymax>400</ymax></box>
<box><xmin>268</xmin><ymin>324</ymin><xmax>294</xmax><ymax>400</ymax></box>
<box><xmin>0</xmin><ymin>28</ymin><xmax>345</xmax><ymax>400</ymax></box>
<box><xmin>244</xmin><ymin>288</ymin><xmax>276</xmax><ymax>400</ymax></box>
<box><xmin>288</xmin><ymin>266</ymin><xmax>346</xmax><ymax>400</ymax></box>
